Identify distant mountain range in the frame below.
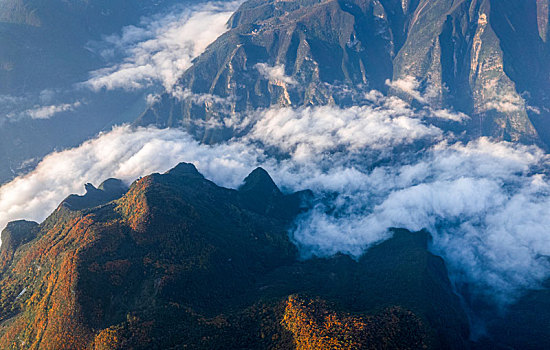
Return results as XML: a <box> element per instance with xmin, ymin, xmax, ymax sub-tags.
<box><xmin>1</xmin><ymin>0</ymin><xmax>549</xmax><ymax>184</ymax></box>
<box><xmin>141</xmin><ymin>0</ymin><xmax>550</xmax><ymax>145</ymax></box>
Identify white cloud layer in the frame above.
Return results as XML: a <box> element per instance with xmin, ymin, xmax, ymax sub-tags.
<box><xmin>244</xmin><ymin>105</ymin><xmax>442</xmax><ymax>164</ymax></box>
<box><xmin>255</xmin><ymin>64</ymin><xmax>297</xmax><ymax>85</ymax></box>
<box><xmin>1</xmin><ymin>97</ymin><xmax>83</xmax><ymax>123</ymax></box>
<box><xmin>483</xmin><ymin>91</ymin><xmax>525</xmax><ymax>113</ymax></box>
<box><xmin>85</xmin><ymin>1</ymin><xmax>241</xmax><ymax>93</ymax></box>
<box><xmin>0</xmin><ymin>96</ymin><xmax>444</xmax><ymax>232</ymax></box>
<box><xmin>1</xmin><ymin>92</ymin><xmax>550</xmax><ymax>306</ymax></box>
<box><xmin>386</xmin><ymin>76</ymin><xmax>439</xmax><ymax>104</ymax></box>
<box><xmin>24</xmin><ymin>101</ymin><xmax>82</xmax><ymax>119</ymax></box>
<box><xmin>288</xmin><ymin>138</ymin><xmax>550</xmax><ymax>304</ymax></box>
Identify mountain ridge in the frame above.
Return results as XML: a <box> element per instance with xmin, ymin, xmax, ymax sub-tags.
<box><xmin>0</xmin><ymin>162</ymin><xmax>470</xmax><ymax>349</ymax></box>
<box><xmin>139</xmin><ymin>0</ymin><xmax>550</xmax><ymax>146</ymax></box>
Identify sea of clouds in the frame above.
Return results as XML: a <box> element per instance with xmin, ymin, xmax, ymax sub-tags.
<box><xmin>2</xmin><ymin>96</ymin><xmax>550</xmax><ymax>306</ymax></box>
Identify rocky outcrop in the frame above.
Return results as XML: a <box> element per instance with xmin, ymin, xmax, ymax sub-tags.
<box><xmin>62</xmin><ymin>178</ymin><xmax>128</xmax><ymax>211</ymax></box>
<box><xmin>0</xmin><ymin>220</ymin><xmax>38</xmax><ymax>271</ymax></box>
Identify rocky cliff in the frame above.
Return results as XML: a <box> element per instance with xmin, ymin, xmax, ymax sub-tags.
<box><xmin>139</xmin><ymin>0</ymin><xmax>550</xmax><ymax>146</ymax></box>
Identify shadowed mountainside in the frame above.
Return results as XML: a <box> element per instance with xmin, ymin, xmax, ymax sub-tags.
<box><xmin>0</xmin><ymin>163</ymin><xmax>471</xmax><ymax>349</ymax></box>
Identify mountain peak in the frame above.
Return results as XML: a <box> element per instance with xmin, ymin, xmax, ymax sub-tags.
<box><xmin>239</xmin><ymin>167</ymin><xmax>281</xmax><ymax>196</ymax></box>
<box><xmin>98</xmin><ymin>178</ymin><xmax>126</xmax><ymax>192</ymax></box>
<box><xmin>165</xmin><ymin>162</ymin><xmax>204</xmax><ymax>179</ymax></box>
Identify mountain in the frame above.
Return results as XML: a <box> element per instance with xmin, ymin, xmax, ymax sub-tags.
<box><xmin>139</xmin><ymin>0</ymin><xmax>550</xmax><ymax>146</ymax></box>
<box><xmin>2</xmin><ymin>163</ymin><xmax>550</xmax><ymax>348</ymax></box>
<box><xmin>2</xmin><ymin>0</ymin><xmax>547</xmax><ymax>183</ymax></box>
<box><xmin>0</xmin><ymin>163</ymin><xmax>473</xmax><ymax>349</ymax></box>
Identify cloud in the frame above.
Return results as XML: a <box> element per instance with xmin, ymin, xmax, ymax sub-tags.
<box><xmin>255</xmin><ymin>63</ymin><xmax>297</xmax><ymax>85</ymax></box>
<box><xmin>0</xmin><ymin>125</ymin><xmax>261</xmax><ymax>234</ymax></box>
<box><xmin>386</xmin><ymin>76</ymin><xmax>438</xmax><ymax>104</ymax></box>
<box><xmin>0</xmin><ymin>94</ymin><xmax>444</xmax><ymax>233</ymax></box>
<box><xmin>287</xmin><ymin>138</ymin><xmax>550</xmax><ymax>304</ymax></box>
<box><xmin>483</xmin><ymin>91</ymin><xmax>525</xmax><ymax>113</ymax></box>
<box><xmin>24</xmin><ymin>101</ymin><xmax>82</xmax><ymax>119</ymax></box>
<box><xmin>0</xmin><ymin>94</ymin><xmax>23</xmax><ymax>106</ymax></box>
<box><xmin>430</xmin><ymin>108</ymin><xmax>470</xmax><ymax>122</ymax></box>
<box><xmin>0</xmin><ymin>95</ymin><xmax>26</xmax><ymax>123</ymax></box>
<box><xmin>246</xmin><ymin>105</ymin><xmax>442</xmax><ymax>162</ymax></box>
<box><xmin>1</xmin><ymin>98</ymin><xmax>83</xmax><ymax>123</ymax></box>
<box><xmin>527</xmin><ymin>105</ymin><xmax>541</xmax><ymax>114</ymax></box>
<box><xmin>171</xmin><ymin>86</ymin><xmax>233</xmax><ymax>104</ymax></box>
<box><xmin>84</xmin><ymin>1</ymin><xmax>242</xmax><ymax>93</ymax></box>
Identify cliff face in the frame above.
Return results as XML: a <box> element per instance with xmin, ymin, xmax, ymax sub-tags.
<box><xmin>0</xmin><ymin>163</ymin><xmax>469</xmax><ymax>349</ymax></box>
<box><xmin>139</xmin><ymin>0</ymin><xmax>550</xmax><ymax>146</ymax></box>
